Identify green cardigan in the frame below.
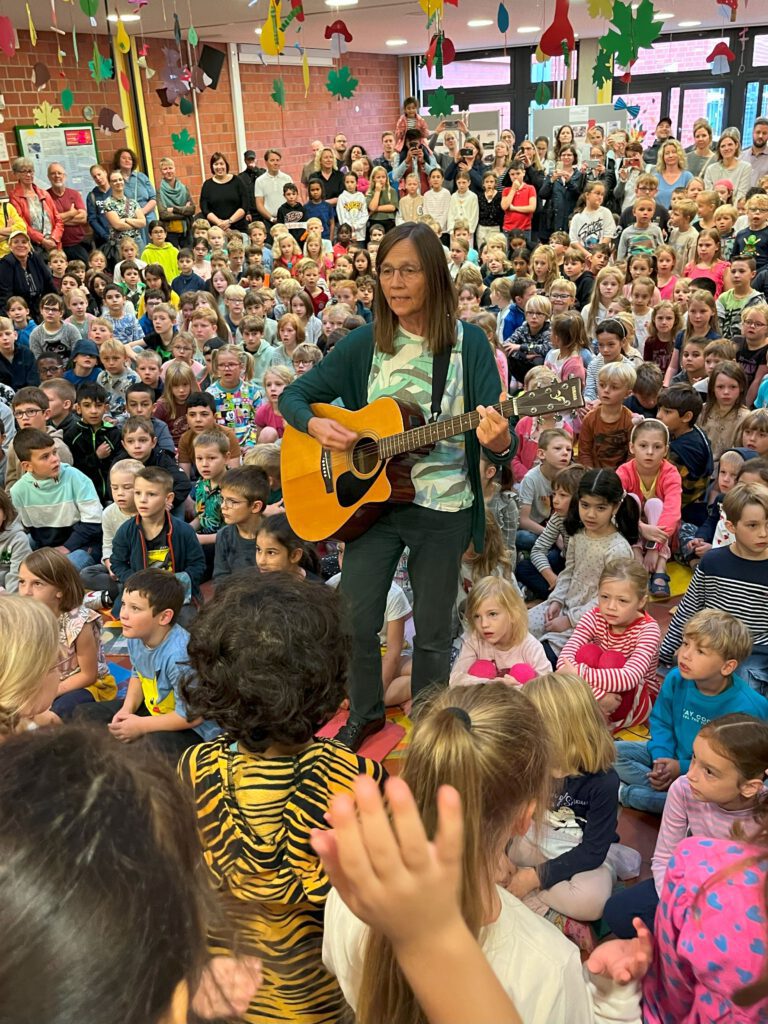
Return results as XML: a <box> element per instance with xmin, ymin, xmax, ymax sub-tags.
<box><xmin>278</xmin><ymin>321</ymin><xmax>517</xmax><ymax>552</ymax></box>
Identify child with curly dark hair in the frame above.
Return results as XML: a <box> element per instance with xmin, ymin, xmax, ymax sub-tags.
<box><xmin>178</xmin><ymin>572</ymin><xmax>384</xmax><ymax>1024</ymax></box>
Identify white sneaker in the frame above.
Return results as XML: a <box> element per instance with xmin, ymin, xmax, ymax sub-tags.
<box><xmin>84</xmin><ymin>590</ymin><xmax>110</xmax><ymax>611</ymax></box>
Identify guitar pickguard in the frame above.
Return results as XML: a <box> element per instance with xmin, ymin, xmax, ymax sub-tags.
<box><xmin>335</xmin><ymin>464</ymin><xmax>385</xmax><ymax>508</ymax></box>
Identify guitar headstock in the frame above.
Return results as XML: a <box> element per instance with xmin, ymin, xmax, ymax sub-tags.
<box><xmin>512</xmin><ymin>378</ymin><xmax>584</xmax><ymax>418</ymax></box>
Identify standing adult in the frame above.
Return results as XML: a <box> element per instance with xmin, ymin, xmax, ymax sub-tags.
<box><xmin>0</xmin><ymin>179</ymin><xmax>28</xmax><ymax>261</ymax></box>
<box><xmin>156</xmin><ymin>157</ymin><xmax>195</xmax><ymax>247</ymax></box>
<box><xmin>643</xmin><ymin>116</ymin><xmax>673</xmax><ymax>166</ymax></box>
<box><xmin>553</xmin><ymin>124</ymin><xmax>576</xmax><ymax>163</ymax></box>
<box><xmin>112</xmin><ymin>147</ymin><xmax>157</xmax><ymax>246</ymax></box>
<box><xmin>46</xmin><ymin>163</ymin><xmax>89</xmax><ymax>262</ymax></box>
<box><xmin>300</xmin><ymin>140</ymin><xmax>324</xmax><ymax>189</ymax></box>
<box><xmin>539</xmin><ymin>145</ymin><xmax>583</xmax><ymax>231</ymax></box>
<box><xmin>500</xmin><ymin>128</ymin><xmax>517</xmax><ymax>156</ymax></box>
<box><xmin>613</xmin><ymin>142</ymin><xmax>647</xmax><ymax>212</ymax></box>
<box><xmin>8</xmin><ymin>157</ymin><xmax>62</xmax><ymax>256</ymax></box>
<box><xmin>426</xmin><ymin>124</ymin><xmax>463</xmax><ymax>191</ymax></box>
<box><xmin>742</xmin><ymin>117</ymin><xmax>768</xmax><ymax>188</ymax></box>
<box><xmin>0</xmin><ymin>231</ymin><xmax>55</xmax><ymax>320</ymax></box>
<box><xmin>254</xmin><ymin>149</ymin><xmax>294</xmax><ymax>225</ymax></box>
<box><xmin>653</xmin><ymin>141</ymin><xmax>693</xmax><ymax>208</ymax></box>
<box><xmin>685</xmin><ymin>119</ymin><xmax>715</xmax><ymax>177</ymax></box>
<box><xmin>86</xmin><ymin>164</ymin><xmax>112</xmax><ymax>250</ymax></box>
<box><xmin>279</xmin><ymin>222</ymin><xmax>514</xmax><ymax>750</ymax></box>
<box><xmin>199</xmin><ymin>152</ymin><xmax>249</xmax><ymax>234</ymax></box>
<box><xmin>103</xmin><ymin>169</ymin><xmax>146</xmax><ymax>261</ymax></box>
<box><xmin>308</xmin><ymin>148</ymin><xmax>345</xmax><ymax>209</ymax></box>
<box><xmin>488</xmin><ymin>142</ymin><xmax>511</xmax><ymax>190</ymax></box>
<box><xmin>238</xmin><ymin>150</ymin><xmax>265</xmax><ymax>221</ymax></box>
<box><xmin>606</xmin><ymin>130</ymin><xmax>629</xmax><ymax>175</ymax></box>
<box><xmin>332</xmin><ymin>132</ymin><xmax>349</xmax><ymax>173</ymax></box>
<box><xmin>704</xmin><ymin>129</ymin><xmax>753</xmax><ymax>203</ymax></box>
<box><xmin>445</xmin><ymin>137</ymin><xmax>485</xmax><ymax>195</ymax></box>
<box><xmin>372</xmin><ymin>132</ymin><xmax>398</xmax><ymax>175</ymax></box>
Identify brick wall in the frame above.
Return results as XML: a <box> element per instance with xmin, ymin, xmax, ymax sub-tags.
<box><xmin>239</xmin><ymin>52</ymin><xmax>402</xmax><ymax>184</ymax></box>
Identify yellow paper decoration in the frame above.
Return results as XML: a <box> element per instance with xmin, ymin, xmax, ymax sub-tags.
<box><xmin>26</xmin><ymin>3</ymin><xmax>38</xmax><ymax>45</ymax></box>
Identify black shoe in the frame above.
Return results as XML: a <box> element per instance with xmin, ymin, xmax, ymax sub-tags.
<box><xmin>334</xmin><ymin>716</ymin><xmax>386</xmax><ymax>752</ymax></box>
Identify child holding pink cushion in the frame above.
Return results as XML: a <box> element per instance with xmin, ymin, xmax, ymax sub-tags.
<box><xmin>450</xmin><ymin>576</ymin><xmax>551</xmax><ymax>687</ymax></box>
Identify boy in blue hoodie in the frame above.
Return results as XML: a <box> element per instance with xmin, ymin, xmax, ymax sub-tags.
<box><xmin>616</xmin><ymin>609</ymin><xmax>768</xmax><ymax>813</ymax></box>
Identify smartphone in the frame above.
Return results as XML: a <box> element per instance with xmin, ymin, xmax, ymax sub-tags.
<box><xmin>586</xmin><ymin>159</ymin><xmax>599</xmax><ymax>170</ymax></box>
<box><xmin>443</xmin><ymin>116</ymin><xmax>460</xmax><ymax>129</ymax></box>
<box><xmin>460</xmin><ymin>147</ymin><xmax>473</xmax><ymax>158</ymax></box>
<box><xmin>555</xmin><ymin>161</ymin><xmax>564</xmax><ymax>173</ymax></box>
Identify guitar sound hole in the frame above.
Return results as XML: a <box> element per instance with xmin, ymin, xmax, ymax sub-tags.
<box><xmin>351</xmin><ymin>436</ymin><xmax>379</xmax><ymax>476</ymax></box>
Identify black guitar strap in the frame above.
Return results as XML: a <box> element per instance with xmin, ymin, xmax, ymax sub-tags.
<box><xmin>430</xmin><ymin>347</ymin><xmax>451</xmax><ymax>423</ymax></box>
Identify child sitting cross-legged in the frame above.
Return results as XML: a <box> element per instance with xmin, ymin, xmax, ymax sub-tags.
<box><xmin>190</xmin><ymin>430</ymin><xmax>228</xmax><ymax>577</ymax></box>
<box><xmin>113</xmin><ymin>416</ymin><xmax>191</xmax><ymax>513</ymax></box>
<box><xmin>557</xmin><ymin>558</ymin><xmax>661</xmax><ymax>733</ymax></box>
<box><xmin>516</xmin><ymin>464</ymin><xmax>584</xmax><ymax>601</ymax></box>
<box><xmin>80</xmin><ymin>458</ymin><xmax>143</xmax><ymax>611</ymax></box>
<box><xmin>96</xmin><ymin>337</ymin><xmax>139</xmax><ymax>418</ymax></box>
<box><xmin>505</xmin><ymin>295</ymin><xmax>552</xmax><ymax>387</ymax></box>
<box><xmin>578</xmin><ymin>362</ymin><xmax>636</xmax><ymax>470</ymax></box>
<box><xmin>212</xmin><ymin>465</ymin><xmax>268</xmax><ymax>584</ymax></box>
<box><xmin>657</xmin><ymin>383</ymin><xmax>714</xmax><ymax>548</ymax></box>
<box><xmin>687</xmin><ymin>448</ymin><xmax>744</xmax><ymax>565</ymax></box>
<box><xmin>177</xmin><ymin>572</ymin><xmax>384</xmax><ymax>1024</ymax></box>
<box><xmin>77</xmin><ymin>568</ymin><xmax>220</xmax><ymax>758</ymax></box>
<box><xmin>67</xmin><ymin>382</ymin><xmax>121</xmax><ymax>508</ymax></box>
<box><xmin>178</xmin><ymin>391</ymin><xmax>241</xmax><ymax>479</ymax></box>
<box><xmin>516</xmin><ymin>427</ymin><xmax>573</xmax><ymax>556</ymax></box>
<box><xmin>450</xmin><ymin>575</ymin><xmax>551</xmax><ymax>687</ymax></box>
<box><xmin>619</xmin><ymin>609</ymin><xmax>768</xmax><ymax>814</ymax></box>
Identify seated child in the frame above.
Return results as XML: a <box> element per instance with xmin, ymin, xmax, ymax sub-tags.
<box><xmin>517</xmin><ymin>464</ymin><xmax>583</xmax><ymax>600</ymax></box>
<box><xmin>505</xmin><ymin>295</ymin><xmax>552</xmax><ymax>387</ymax></box>
<box><xmin>658</xmin><ymin>384</ymin><xmax>714</xmax><ymax>538</ymax></box>
<box><xmin>624</xmin><ymin>360</ymin><xmax>663</xmax><ymax>419</ymax></box>
<box><xmin>687</xmin><ymin>448</ymin><xmax>745</xmax><ymax>563</ymax></box>
<box><xmin>578</xmin><ymin>362</ymin><xmax>636</xmax><ymax>470</ymax></box>
<box><xmin>19</xmin><ymin>548</ymin><xmax>116</xmax><ymax>719</ymax></box>
<box><xmin>450</xmin><ymin>575</ymin><xmax>550</xmax><ymax>687</ymax></box>
<box><xmin>558</xmin><ymin>558</ymin><xmax>661</xmax><ymax>732</ymax></box>
<box><xmin>177</xmin><ymin>572</ymin><xmax>384</xmax><ymax>1023</ymax></box>
<box><xmin>63</xmin><ymin>339</ymin><xmax>101</xmax><ymax>387</ymax></box>
<box><xmin>66</xmin><ymin>382</ymin><xmax>121</xmax><ymax>508</ymax></box>
<box><xmin>511</xmin><ymin>366</ymin><xmax>572</xmax><ymax>482</ymax></box>
<box><xmin>516</xmin><ymin>427</ymin><xmax>573</xmax><ymax>553</ymax></box>
<box><xmin>96</xmin><ymin>338</ymin><xmax>139</xmax><ymax>418</ymax></box>
<box><xmin>212</xmin><ymin>465</ymin><xmax>268</xmax><ymax>583</ymax></box>
<box><xmin>617</xmin><ymin>418</ymin><xmax>682</xmax><ymax>600</ymax></box>
<box><xmin>123</xmin><ymin>383</ymin><xmax>175</xmax><ymax>452</ymax></box>
<box><xmin>177</xmin><ymin>392</ymin><xmax>241</xmax><ymax>478</ymax></box>
<box><xmin>0</xmin><ymin>485</ymin><xmax>31</xmax><ymax>591</ymax></box>
<box><xmin>80</xmin><ymin>458</ymin><xmax>143</xmax><ymax>610</ymax></box>
<box><xmin>618</xmin><ymin>610</ymin><xmax>767</xmax><ymax>813</ymax></box>
<box><xmin>190</xmin><ymin>430</ymin><xmax>228</xmax><ymax>575</ymax></box>
<box><xmin>113</xmin><ymin>416</ymin><xmax>191</xmax><ymax>512</ymax></box>
<box><xmin>78</xmin><ymin>569</ymin><xmax>220</xmax><ymax>757</ymax></box>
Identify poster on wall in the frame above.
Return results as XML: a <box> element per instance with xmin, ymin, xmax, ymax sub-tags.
<box><xmin>14</xmin><ymin>124</ymin><xmax>99</xmax><ymax>206</ymax></box>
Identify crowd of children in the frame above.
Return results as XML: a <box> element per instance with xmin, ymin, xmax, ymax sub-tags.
<box><xmin>2</xmin><ymin>113</ymin><xmax>768</xmax><ymax>1023</ymax></box>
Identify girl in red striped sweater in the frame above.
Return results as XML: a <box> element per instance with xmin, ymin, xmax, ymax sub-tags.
<box><xmin>558</xmin><ymin>558</ymin><xmax>661</xmax><ymax>733</ymax></box>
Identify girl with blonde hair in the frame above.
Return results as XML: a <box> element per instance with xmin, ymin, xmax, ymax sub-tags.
<box><xmin>0</xmin><ymin>595</ymin><xmax>60</xmax><ymax>735</ymax></box>
<box><xmin>154</xmin><ymin>358</ymin><xmax>199</xmax><ymax>447</ymax></box>
<box><xmin>582</xmin><ymin>266</ymin><xmax>625</xmax><ymax>340</ymax></box>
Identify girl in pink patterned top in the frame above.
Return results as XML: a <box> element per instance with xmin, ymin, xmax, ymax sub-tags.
<box><xmin>558</xmin><ymin>558</ymin><xmax>660</xmax><ymax>732</ymax></box>
<box><xmin>255</xmin><ymin>365</ymin><xmax>293</xmax><ymax>443</ymax></box>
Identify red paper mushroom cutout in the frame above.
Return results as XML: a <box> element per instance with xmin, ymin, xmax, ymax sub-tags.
<box><xmin>537</xmin><ymin>0</ymin><xmax>575</xmax><ymax>60</ymax></box>
<box><xmin>717</xmin><ymin>0</ymin><xmax>738</xmax><ymax>22</ymax></box>
<box><xmin>707</xmin><ymin>40</ymin><xmax>735</xmax><ymax>75</ymax></box>
<box><xmin>325</xmin><ymin>20</ymin><xmax>352</xmax><ymax>59</ymax></box>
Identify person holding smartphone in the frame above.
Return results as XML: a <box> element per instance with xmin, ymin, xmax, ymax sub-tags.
<box><xmin>445</xmin><ymin>138</ymin><xmax>485</xmax><ymax>196</ymax></box>
<box><xmin>539</xmin><ymin>144</ymin><xmax>584</xmax><ymax>232</ymax></box>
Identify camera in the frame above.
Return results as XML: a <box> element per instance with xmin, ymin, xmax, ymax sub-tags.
<box><xmin>459</xmin><ymin>147</ymin><xmax>473</xmax><ymax>158</ymax></box>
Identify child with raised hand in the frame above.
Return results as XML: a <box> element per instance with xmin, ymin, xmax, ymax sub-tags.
<box><xmin>19</xmin><ymin>546</ymin><xmax>116</xmax><ymax>720</ymax></box>
<box><xmin>255</xmin><ymin>512</ymin><xmax>320</xmax><ymax>579</ymax></box>
<box><xmin>605</xmin><ymin>712</ymin><xmax>768</xmax><ymax>939</ymax></box>
<box><xmin>177</xmin><ymin>572</ymin><xmax>384</xmax><ymax>1024</ymax></box>
<box><xmin>528</xmin><ymin>468</ymin><xmax>636</xmax><ymax>665</ymax></box>
<box><xmin>616</xmin><ymin>418</ymin><xmax>682</xmax><ymax>599</ymax></box>
<box><xmin>620</xmin><ymin>609</ymin><xmax>767</xmax><ymax>813</ymax></box>
<box><xmin>322</xmin><ymin>681</ymin><xmax>602</xmax><ymax>1022</ymax></box>
<box><xmin>0</xmin><ymin>595</ymin><xmax>60</xmax><ymax>733</ymax></box>
<box><xmin>450</xmin><ymin>575</ymin><xmax>550</xmax><ymax>686</ymax></box>
<box><xmin>699</xmin><ymin>359</ymin><xmax>750</xmax><ymax>463</ymax></box>
<box><xmin>558</xmin><ymin>558</ymin><xmax>661</xmax><ymax>731</ymax></box>
<box><xmin>506</xmin><ymin>671</ymin><xmax>636</xmax><ymax>922</ymax></box>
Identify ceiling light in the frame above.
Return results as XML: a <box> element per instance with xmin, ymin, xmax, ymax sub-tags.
<box><xmin>255</xmin><ymin>25</ymin><xmax>262</xmax><ymax>33</ymax></box>
<box><xmin>385</xmin><ymin>38</ymin><xmax>408</xmax><ymax>45</ymax></box>
<box><xmin>517</xmin><ymin>25</ymin><xmax>539</xmax><ymax>32</ymax></box>
<box><xmin>678</xmin><ymin>19</ymin><xmax>701</xmax><ymax>26</ymax></box>
<box><xmin>653</xmin><ymin>11</ymin><xmax>674</xmax><ymax>19</ymax></box>
<box><xmin>467</xmin><ymin>18</ymin><xmax>493</xmax><ymax>26</ymax></box>
<box><xmin>324</xmin><ymin>0</ymin><xmax>358</xmax><ymax>6</ymax></box>
<box><xmin>107</xmin><ymin>12</ymin><xmax>141</xmax><ymax>20</ymax></box>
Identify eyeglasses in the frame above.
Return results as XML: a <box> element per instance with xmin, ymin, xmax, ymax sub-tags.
<box><xmin>378</xmin><ymin>265</ymin><xmax>423</xmax><ymax>281</ymax></box>
<box><xmin>221</xmin><ymin>497</ymin><xmax>247</xmax><ymax>508</ymax></box>
<box><xmin>15</xmin><ymin>408</ymin><xmax>42</xmax><ymax>419</ymax></box>
<box><xmin>549</xmin><ymin>293</ymin><xmax>571</xmax><ymax>300</ymax></box>
<box><xmin>744</xmin><ymin>320</ymin><xmax>768</xmax><ymax>327</ymax></box>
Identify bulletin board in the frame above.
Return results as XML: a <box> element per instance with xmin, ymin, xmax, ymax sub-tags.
<box><xmin>529</xmin><ymin>104</ymin><xmax>628</xmax><ymax>153</ymax></box>
<box><xmin>14</xmin><ymin>124</ymin><xmax>100</xmax><ymax>206</ymax></box>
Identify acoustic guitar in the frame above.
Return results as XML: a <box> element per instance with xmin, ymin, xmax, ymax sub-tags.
<box><xmin>282</xmin><ymin>378</ymin><xmax>584</xmax><ymax>542</ymax></box>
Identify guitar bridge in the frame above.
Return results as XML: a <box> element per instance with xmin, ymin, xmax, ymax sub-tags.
<box><xmin>320</xmin><ymin>447</ymin><xmax>334</xmax><ymax>494</ymax></box>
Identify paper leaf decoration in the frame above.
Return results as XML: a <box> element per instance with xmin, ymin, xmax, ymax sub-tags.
<box><xmin>0</xmin><ymin>16</ymin><xmax>16</xmax><ymax>57</ymax></box>
<box><xmin>31</xmin><ymin>62</ymin><xmax>51</xmax><ymax>90</ymax></box>
<box><xmin>497</xmin><ymin>2</ymin><xmax>509</xmax><ymax>34</ymax></box>
<box><xmin>33</xmin><ymin>101</ymin><xmax>62</xmax><ymax>128</ymax></box>
<box><xmin>302</xmin><ymin>49</ymin><xmax>310</xmax><ymax>96</ymax></box>
<box><xmin>599</xmin><ymin>0</ymin><xmax>662</xmax><ymax>69</ymax></box>
<box><xmin>326</xmin><ymin>65</ymin><xmax>358</xmax><ymax>99</ymax></box>
<box><xmin>119</xmin><ymin>70</ymin><xmax>131</xmax><ymax>92</ymax></box>
<box><xmin>188</xmin><ymin>25</ymin><xmax>199</xmax><ymax>46</ymax></box>
<box><xmin>592</xmin><ymin>44</ymin><xmax>614</xmax><ymax>87</ymax></box>
<box><xmin>61</xmin><ymin>87</ymin><xmax>74</xmax><ymax>111</ymax></box>
<box><xmin>179</xmin><ymin>95</ymin><xmax>194</xmax><ymax>115</ymax></box>
<box><xmin>271</xmin><ymin>77</ymin><xmax>286</xmax><ymax>107</ymax></box>
<box><xmin>534</xmin><ymin>83</ymin><xmax>552</xmax><ymax>105</ymax></box>
<box><xmin>115</xmin><ymin>18</ymin><xmax>131</xmax><ymax>53</ymax></box>
<box><xmin>72</xmin><ymin>27</ymin><xmax>79</xmax><ymax>64</ymax></box>
<box><xmin>26</xmin><ymin>3</ymin><xmax>37</xmax><ymax>45</ymax></box>
<box><xmin>79</xmin><ymin>0</ymin><xmax>98</xmax><ymax>17</ymax></box>
<box><xmin>428</xmin><ymin>86</ymin><xmax>455</xmax><ymax>118</ymax></box>
<box><xmin>173</xmin><ymin>13</ymin><xmax>182</xmax><ymax>44</ymax></box>
<box><xmin>89</xmin><ymin>48</ymin><xmax>114</xmax><ymax>82</ymax></box>
<box><xmin>171</xmin><ymin>128</ymin><xmax>197</xmax><ymax>154</ymax></box>
<box><xmin>587</xmin><ymin>0</ymin><xmax>613</xmax><ymax>16</ymax></box>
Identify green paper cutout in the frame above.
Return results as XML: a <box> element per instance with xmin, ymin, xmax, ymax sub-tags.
<box><xmin>599</xmin><ymin>0</ymin><xmax>662</xmax><ymax>69</ymax></box>
<box><xmin>428</xmin><ymin>86</ymin><xmax>455</xmax><ymax>118</ymax></box>
<box><xmin>271</xmin><ymin>77</ymin><xmax>286</xmax><ymax>107</ymax></box>
<box><xmin>79</xmin><ymin>0</ymin><xmax>98</xmax><ymax>16</ymax></box>
<box><xmin>592</xmin><ymin>46</ymin><xmax>614</xmax><ymax>87</ymax></box>
<box><xmin>89</xmin><ymin>47</ymin><xmax>114</xmax><ymax>82</ymax></box>
<box><xmin>325</xmin><ymin>65</ymin><xmax>358</xmax><ymax>99</ymax></box>
<box><xmin>171</xmin><ymin>128</ymin><xmax>196</xmax><ymax>154</ymax></box>
<box><xmin>561</xmin><ymin>40</ymin><xmax>571</xmax><ymax>67</ymax></box>
<box><xmin>179</xmin><ymin>96</ymin><xmax>194</xmax><ymax>115</ymax></box>
<box><xmin>61</xmin><ymin>87</ymin><xmax>74</xmax><ymax>111</ymax></box>
<box><xmin>534</xmin><ymin>83</ymin><xmax>551</xmax><ymax>105</ymax></box>
<box><xmin>587</xmin><ymin>0</ymin><xmax>613</xmax><ymax>17</ymax></box>
<box><xmin>188</xmin><ymin>25</ymin><xmax>198</xmax><ymax>46</ymax></box>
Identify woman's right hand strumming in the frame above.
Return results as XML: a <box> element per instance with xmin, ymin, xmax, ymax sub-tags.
<box><xmin>308</xmin><ymin>416</ymin><xmax>358</xmax><ymax>451</ymax></box>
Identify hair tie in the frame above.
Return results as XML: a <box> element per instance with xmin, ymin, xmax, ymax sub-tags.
<box><xmin>446</xmin><ymin>706</ymin><xmax>472</xmax><ymax>731</ymax></box>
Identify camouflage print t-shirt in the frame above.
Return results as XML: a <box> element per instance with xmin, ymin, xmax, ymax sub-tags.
<box><xmin>367</xmin><ymin>325</ymin><xmax>472</xmax><ymax>513</ymax></box>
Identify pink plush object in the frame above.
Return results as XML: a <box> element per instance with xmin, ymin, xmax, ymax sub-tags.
<box><xmin>574</xmin><ymin>644</ymin><xmax>628</xmax><ymax>671</ymax></box>
<box><xmin>467</xmin><ymin>659</ymin><xmax>499</xmax><ymax>679</ymax></box>
<box><xmin>506</xmin><ymin>663</ymin><xmax>539</xmax><ymax>684</ymax></box>
<box><xmin>467</xmin><ymin>660</ymin><xmax>539</xmax><ymax>684</ymax></box>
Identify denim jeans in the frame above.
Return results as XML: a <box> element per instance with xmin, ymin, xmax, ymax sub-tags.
<box><xmin>739</xmin><ymin>649</ymin><xmax>768</xmax><ymax>697</ymax></box>
<box><xmin>516</xmin><ymin>548</ymin><xmax>565</xmax><ymax>599</ymax></box>
<box><xmin>615</xmin><ymin>740</ymin><xmax>668</xmax><ymax>814</ymax></box>
<box><xmin>66</xmin><ymin>548</ymin><xmax>97</xmax><ymax>572</ymax></box>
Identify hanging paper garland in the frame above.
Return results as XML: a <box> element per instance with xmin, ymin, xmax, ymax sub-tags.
<box><xmin>26</xmin><ymin>3</ymin><xmax>38</xmax><ymax>45</ymax></box>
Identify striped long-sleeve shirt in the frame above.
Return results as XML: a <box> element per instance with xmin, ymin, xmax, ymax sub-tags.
<box><xmin>558</xmin><ymin>607</ymin><xmax>661</xmax><ymax>729</ymax></box>
<box><xmin>530</xmin><ymin>513</ymin><xmax>569</xmax><ymax>573</ymax></box>
<box><xmin>660</xmin><ymin>546</ymin><xmax>768</xmax><ymax>664</ymax></box>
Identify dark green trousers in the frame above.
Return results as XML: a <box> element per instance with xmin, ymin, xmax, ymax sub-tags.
<box><xmin>339</xmin><ymin>503</ymin><xmax>473</xmax><ymax>724</ymax></box>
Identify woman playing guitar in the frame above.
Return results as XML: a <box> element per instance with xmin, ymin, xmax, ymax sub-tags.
<box><xmin>280</xmin><ymin>222</ymin><xmax>515</xmax><ymax>751</ymax></box>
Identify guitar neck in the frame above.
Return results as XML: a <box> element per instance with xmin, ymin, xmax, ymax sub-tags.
<box><xmin>378</xmin><ymin>379</ymin><xmax>583</xmax><ymax>459</ymax></box>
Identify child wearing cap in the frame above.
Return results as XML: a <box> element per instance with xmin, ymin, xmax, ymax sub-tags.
<box><xmin>63</xmin><ymin>339</ymin><xmax>101</xmax><ymax>386</ymax></box>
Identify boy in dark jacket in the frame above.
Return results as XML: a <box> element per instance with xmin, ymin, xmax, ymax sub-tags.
<box><xmin>65</xmin><ymin>382</ymin><xmax>121</xmax><ymax>506</ymax></box>
<box><xmin>110</xmin><ymin>466</ymin><xmax>205</xmax><ymax>619</ymax></box>
<box><xmin>112</xmin><ymin>416</ymin><xmax>192</xmax><ymax>512</ymax></box>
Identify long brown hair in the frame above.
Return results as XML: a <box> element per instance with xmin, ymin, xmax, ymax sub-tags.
<box><xmin>372</xmin><ymin>222</ymin><xmax>457</xmax><ymax>355</ymax></box>
<box><xmin>357</xmin><ymin>683</ymin><xmax>551</xmax><ymax>1024</ymax></box>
